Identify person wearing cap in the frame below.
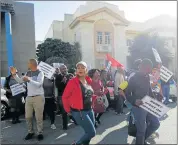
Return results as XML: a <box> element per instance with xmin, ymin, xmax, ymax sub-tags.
<box><xmin>62</xmin><ymin>61</ymin><xmax>96</xmax><ymax>145</ymax></box>
<box><xmin>55</xmin><ymin>64</ymin><xmax>77</xmax><ymax>130</ymax></box>
<box><xmin>4</xmin><ymin>70</ymin><xmax>24</xmax><ymax>124</ymax></box>
<box><xmin>126</xmin><ymin>58</ymin><xmax>160</xmax><ymax>145</ymax></box>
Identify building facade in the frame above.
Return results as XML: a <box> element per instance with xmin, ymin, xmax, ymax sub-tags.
<box><xmin>1</xmin><ymin>0</ymin><xmax>36</xmax><ymax>76</ymax></box>
<box><xmin>44</xmin><ymin>2</ymin><xmax>176</xmax><ymax>71</ymax></box>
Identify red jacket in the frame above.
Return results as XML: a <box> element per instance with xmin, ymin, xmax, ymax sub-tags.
<box><xmin>62</xmin><ymin>76</ymin><xmax>93</xmax><ymax>113</ymax></box>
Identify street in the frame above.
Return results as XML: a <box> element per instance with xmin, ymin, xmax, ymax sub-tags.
<box><xmin>1</xmin><ymin>103</ymin><xmax>177</xmax><ymax>144</ymax></box>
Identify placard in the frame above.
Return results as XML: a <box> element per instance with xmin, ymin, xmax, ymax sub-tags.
<box><xmin>53</xmin><ymin>63</ymin><xmax>64</xmax><ymax>69</ymax></box>
<box><xmin>152</xmin><ymin>48</ymin><xmax>162</xmax><ymax>63</ymax></box>
<box><xmin>10</xmin><ymin>84</ymin><xmax>26</xmax><ymax>96</ymax></box>
<box><xmin>160</xmin><ymin>66</ymin><xmax>173</xmax><ymax>83</ymax></box>
<box><xmin>38</xmin><ymin>62</ymin><xmax>56</xmax><ymax>79</ymax></box>
<box><xmin>140</xmin><ymin>96</ymin><xmax>170</xmax><ymax>118</ymax></box>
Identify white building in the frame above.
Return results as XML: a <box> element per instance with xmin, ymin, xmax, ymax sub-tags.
<box><xmin>44</xmin><ymin>1</ymin><xmax>176</xmax><ymax>70</ymax></box>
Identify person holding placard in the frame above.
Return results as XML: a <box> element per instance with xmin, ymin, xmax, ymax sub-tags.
<box><xmin>126</xmin><ymin>59</ymin><xmax>160</xmax><ymax>145</ymax></box>
<box><xmin>4</xmin><ymin>71</ymin><xmax>25</xmax><ymax>124</ymax></box>
<box><xmin>10</xmin><ymin>59</ymin><xmax>45</xmax><ymax>141</ymax></box>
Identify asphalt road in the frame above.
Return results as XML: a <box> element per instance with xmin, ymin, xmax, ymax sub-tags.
<box><xmin>1</xmin><ymin>103</ymin><xmax>177</xmax><ymax>144</ymax></box>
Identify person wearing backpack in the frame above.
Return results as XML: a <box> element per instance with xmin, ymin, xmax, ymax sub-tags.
<box><xmin>62</xmin><ymin>61</ymin><xmax>96</xmax><ymax>145</ymax></box>
<box><xmin>88</xmin><ymin>69</ymin><xmax>108</xmax><ymax>127</ymax></box>
<box><xmin>4</xmin><ymin>71</ymin><xmax>24</xmax><ymax>124</ymax></box>
<box><xmin>43</xmin><ymin>76</ymin><xmax>57</xmax><ymax>130</ymax></box>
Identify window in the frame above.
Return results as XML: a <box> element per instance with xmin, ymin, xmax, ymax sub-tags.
<box><xmin>105</xmin><ymin>32</ymin><xmax>111</xmax><ymax>44</ymax></box>
<box><xmin>97</xmin><ymin>32</ymin><xmax>102</xmax><ymax>44</ymax></box>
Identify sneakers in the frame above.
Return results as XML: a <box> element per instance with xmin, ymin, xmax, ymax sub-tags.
<box><xmin>25</xmin><ymin>133</ymin><xmax>35</xmax><ymax>140</ymax></box>
<box><xmin>38</xmin><ymin>134</ymin><xmax>44</xmax><ymax>141</ymax></box>
<box><xmin>51</xmin><ymin>124</ymin><xmax>56</xmax><ymax>130</ymax></box>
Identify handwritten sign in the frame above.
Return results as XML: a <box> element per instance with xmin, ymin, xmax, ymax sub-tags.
<box><xmin>53</xmin><ymin>63</ymin><xmax>64</xmax><ymax>69</ymax></box>
<box><xmin>160</xmin><ymin>66</ymin><xmax>173</xmax><ymax>82</ymax></box>
<box><xmin>38</xmin><ymin>62</ymin><xmax>56</xmax><ymax>79</ymax></box>
<box><xmin>140</xmin><ymin>96</ymin><xmax>170</xmax><ymax>118</ymax></box>
<box><xmin>152</xmin><ymin>48</ymin><xmax>162</xmax><ymax>63</ymax></box>
<box><xmin>10</xmin><ymin>84</ymin><xmax>26</xmax><ymax>96</ymax></box>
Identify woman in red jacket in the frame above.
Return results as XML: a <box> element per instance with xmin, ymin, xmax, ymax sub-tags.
<box><xmin>62</xmin><ymin>61</ymin><xmax>96</xmax><ymax>145</ymax></box>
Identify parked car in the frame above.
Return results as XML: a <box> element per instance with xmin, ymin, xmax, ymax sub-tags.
<box><xmin>1</xmin><ymin>88</ymin><xmax>10</xmax><ymax>120</ymax></box>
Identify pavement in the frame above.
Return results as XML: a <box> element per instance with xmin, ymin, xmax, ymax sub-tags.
<box><xmin>1</xmin><ymin>103</ymin><xmax>177</xmax><ymax>144</ymax></box>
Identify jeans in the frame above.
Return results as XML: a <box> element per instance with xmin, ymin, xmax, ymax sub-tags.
<box><xmin>71</xmin><ymin>109</ymin><xmax>96</xmax><ymax>145</ymax></box>
<box><xmin>162</xmin><ymin>85</ymin><xmax>170</xmax><ymax>104</ymax></box>
<box><xmin>132</xmin><ymin>106</ymin><xmax>160</xmax><ymax>145</ymax></box>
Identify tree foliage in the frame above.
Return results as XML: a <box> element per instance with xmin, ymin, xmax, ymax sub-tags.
<box><xmin>36</xmin><ymin>38</ymin><xmax>82</xmax><ymax>68</ymax></box>
<box><xmin>128</xmin><ymin>33</ymin><xmax>174</xmax><ymax>68</ymax></box>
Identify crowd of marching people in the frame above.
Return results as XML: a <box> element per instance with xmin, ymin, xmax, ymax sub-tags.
<box><xmin>3</xmin><ymin>57</ymin><xmax>176</xmax><ymax>144</ymax></box>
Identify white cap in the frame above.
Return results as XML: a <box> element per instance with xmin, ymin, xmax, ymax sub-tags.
<box><xmin>76</xmin><ymin>61</ymin><xmax>87</xmax><ymax>68</ymax></box>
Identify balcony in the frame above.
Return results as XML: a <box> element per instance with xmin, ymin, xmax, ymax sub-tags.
<box><xmin>96</xmin><ymin>45</ymin><xmax>112</xmax><ymax>52</ymax></box>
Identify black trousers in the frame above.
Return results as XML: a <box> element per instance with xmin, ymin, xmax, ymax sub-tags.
<box><xmin>115</xmin><ymin>95</ymin><xmax>124</xmax><ymax>114</ymax></box>
<box><xmin>95</xmin><ymin>112</ymin><xmax>103</xmax><ymax>121</ymax></box>
<box><xmin>43</xmin><ymin>98</ymin><xmax>56</xmax><ymax>124</ymax></box>
<box><xmin>9</xmin><ymin>97</ymin><xmax>22</xmax><ymax>121</ymax></box>
<box><xmin>106</xmin><ymin>92</ymin><xmax>111</xmax><ymax>108</ymax></box>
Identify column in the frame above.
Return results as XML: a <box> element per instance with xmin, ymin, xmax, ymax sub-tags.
<box><xmin>5</xmin><ymin>12</ymin><xmax>13</xmax><ymax>74</ymax></box>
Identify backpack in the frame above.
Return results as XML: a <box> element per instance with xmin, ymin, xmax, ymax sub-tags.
<box><xmin>92</xmin><ymin>95</ymin><xmax>105</xmax><ymax>113</ymax></box>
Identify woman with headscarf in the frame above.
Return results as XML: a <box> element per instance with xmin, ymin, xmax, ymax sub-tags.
<box><xmin>62</xmin><ymin>61</ymin><xmax>96</xmax><ymax>145</ymax></box>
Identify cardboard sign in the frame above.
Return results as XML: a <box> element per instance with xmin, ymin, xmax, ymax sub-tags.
<box><xmin>140</xmin><ymin>96</ymin><xmax>170</xmax><ymax>118</ymax></box>
<box><xmin>152</xmin><ymin>48</ymin><xmax>162</xmax><ymax>63</ymax></box>
<box><xmin>53</xmin><ymin>63</ymin><xmax>64</xmax><ymax>69</ymax></box>
<box><xmin>38</xmin><ymin>62</ymin><xmax>56</xmax><ymax>79</ymax></box>
<box><xmin>105</xmin><ymin>61</ymin><xmax>112</xmax><ymax>72</ymax></box>
<box><xmin>160</xmin><ymin>66</ymin><xmax>173</xmax><ymax>82</ymax></box>
<box><xmin>10</xmin><ymin>84</ymin><xmax>26</xmax><ymax>96</ymax></box>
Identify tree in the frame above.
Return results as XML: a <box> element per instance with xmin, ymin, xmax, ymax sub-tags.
<box><xmin>36</xmin><ymin>38</ymin><xmax>82</xmax><ymax>68</ymax></box>
<box><xmin>128</xmin><ymin>33</ymin><xmax>174</xmax><ymax>68</ymax></box>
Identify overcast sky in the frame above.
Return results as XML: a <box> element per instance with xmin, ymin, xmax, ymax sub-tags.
<box><xmin>24</xmin><ymin>1</ymin><xmax>177</xmax><ymax>41</ymax></box>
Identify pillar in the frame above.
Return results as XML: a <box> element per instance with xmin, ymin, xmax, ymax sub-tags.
<box><xmin>5</xmin><ymin>12</ymin><xmax>13</xmax><ymax>74</ymax></box>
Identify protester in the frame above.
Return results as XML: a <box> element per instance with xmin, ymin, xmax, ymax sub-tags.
<box><xmin>62</xmin><ymin>61</ymin><xmax>96</xmax><ymax>145</ymax></box>
<box><xmin>161</xmin><ymin>79</ymin><xmax>171</xmax><ymax>105</ymax></box>
<box><xmin>88</xmin><ymin>69</ymin><xmax>108</xmax><ymax>127</ymax></box>
<box><xmin>55</xmin><ymin>64</ymin><xmax>76</xmax><ymax>130</ymax></box>
<box><xmin>100</xmin><ymin>70</ymin><xmax>111</xmax><ymax>110</ymax></box>
<box><xmin>43</xmin><ymin>76</ymin><xmax>57</xmax><ymax>129</ymax></box>
<box><xmin>4</xmin><ymin>71</ymin><xmax>24</xmax><ymax>124</ymax></box>
<box><xmin>126</xmin><ymin>58</ymin><xmax>160</xmax><ymax>145</ymax></box>
<box><xmin>114</xmin><ymin>67</ymin><xmax>125</xmax><ymax>115</ymax></box>
<box><xmin>128</xmin><ymin>59</ymin><xmax>142</xmax><ymax>81</ymax></box>
<box><xmin>10</xmin><ymin>59</ymin><xmax>45</xmax><ymax>141</ymax></box>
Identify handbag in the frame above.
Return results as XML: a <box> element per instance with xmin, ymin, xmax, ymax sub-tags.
<box><xmin>92</xmin><ymin>95</ymin><xmax>105</xmax><ymax>113</ymax></box>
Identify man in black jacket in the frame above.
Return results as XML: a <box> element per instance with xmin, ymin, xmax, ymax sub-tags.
<box><xmin>126</xmin><ymin>59</ymin><xmax>160</xmax><ymax>145</ymax></box>
<box><xmin>55</xmin><ymin>64</ymin><xmax>76</xmax><ymax>130</ymax></box>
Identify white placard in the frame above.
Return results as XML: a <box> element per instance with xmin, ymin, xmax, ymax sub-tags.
<box><xmin>106</xmin><ymin>61</ymin><xmax>112</xmax><ymax>72</ymax></box>
<box><xmin>10</xmin><ymin>84</ymin><xmax>26</xmax><ymax>96</ymax></box>
<box><xmin>38</xmin><ymin>62</ymin><xmax>56</xmax><ymax>79</ymax></box>
<box><xmin>160</xmin><ymin>66</ymin><xmax>173</xmax><ymax>83</ymax></box>
<box><xmin>53</xmin><ymin>63</ymin><xmax>64</xmax><ymax>69</ymax></box>
<box><xmin>152</xmin><ymin>48</ymin><xmax>162</xmax><ymax>63</ymax></box>
<box><xmin>140</xmin><ymin>95</ymin><xmax>170</xmax><ymax>118</ymax></box>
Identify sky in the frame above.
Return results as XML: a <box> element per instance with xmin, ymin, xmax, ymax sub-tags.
<box><xmin>24</xmin><ymin>1</ymin><xmax>177</xmax><ymax>41</ymax></box>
